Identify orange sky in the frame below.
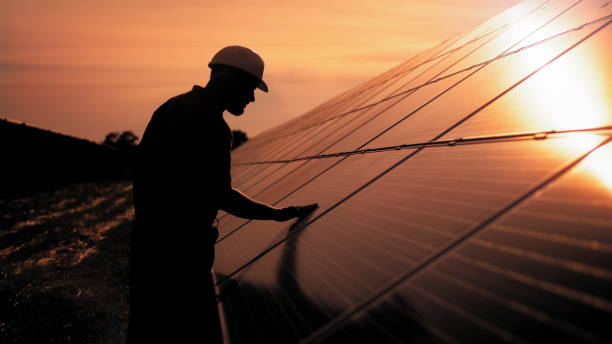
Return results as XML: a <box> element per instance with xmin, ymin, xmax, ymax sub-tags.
<box><xmin>0</xmin><ymin>0</ymin><xmax>520</xmax><ymax>142</ymax></box>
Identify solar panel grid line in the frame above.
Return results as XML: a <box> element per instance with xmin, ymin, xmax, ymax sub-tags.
<box><xmin>494</xmin><ymin>223</ymin><xmax>612</xmax><ymax>254</ymax></box>
<box><xmin>286</xmin><ymin>61</ymin><xmax>426</xmax><ymax>132</ymax></box>
<box><xmin>239</xmin><ymin>123</ymin><xmax>356</xmax><ymax>191</ymax></box>
<box><xmin>368</xmin><ymin>14</ymin><xmax>612</xmax><ymax>116</ymax></box>
<box><xmin>434</xmin><ymin>257</ymin><xmax>611</xmax><ymax>343</ymax></box>
<box><xmin>345</xmin><ymin>310</ymin><xmax>417</xmax><ymax>344</ymax></box>
<box><xmin>295</xmin><ymin>0</ymin><xmax>547</xmax><ymax>126</ymax></box>
<box><xmin>289</xmin><ymin>37</ymin><xmax>492</xmax><ymax>161</ymax></box>
<box><xmin>217</xmin><ymin>146</ymin><xmax>426</xmax><ymax>281</ymax></box>
<box><xmin>284</xmin><ymin>228</ymin><xmax>377</xmax><ymax>306</ymax></box>
<box><xmin>234</xmin><ymin>127</ymin><xmax>611</xmax><ymax>169</ymax></box>
<box><xmin>291</xmin><ymin>59</ymin><xmax>445</xmax><ymax>136</ymax></box>
<box><xmin>240</xmin><ymin>238</ymin><xmax>322</xmax><ymax>342</ymax></box>
<box><xmin>471</xmin><ymin>238</ymin><xmax>612</xmax><ymax>284</ymax></box>
<box><xmin>250</xmin><ymin>282</ymin><xmax>299</xmax><ymax>343</ymax></box>
<box><xmin>356</xmin><ymin>20</ymin><xmax>610</xmax><ymax>153</ymax></box>
<box><xmin>310</xmin><ymin>214</ymin><xmax>422</xmax><ymax>274</ymax></box>
<box><xmin>341</xmin><ymin>193</ymin><xmax>478</xmax><ymax>237</ymax></box>
<box><xmin>299</xmin><ymin>135</ymin><xmax>612</xmax><ymax>343</ymax></box>
<box><xmin>217</xmin><ymin>158</ymin><xmax>344</xmax><ymax>240</ymax></box>
<box><xmin>232</xmin><ymin>0</ymin><xmax>551</xmax><ymax>154</ymax></box>
<box><xmin>230</xmin><ymin>237</ymin><xmax>342</xmax><ymax>341</ymax></box>
<box><xmin>241</xmin><ymin>2</ymin><xmax>601</xmax><ymax>167</ymax></box>
<box><xmin>435</xmin><ymin>251</ymin><xmax>612</xmax><ymax>339</ymax></box>
<box><xmin>451</xmin><ymin>253</ymin><xmax>612</xmax><ymax>314</ymax></box>
<box><xmin>234</xmin><ymin>164</ymin><xmax>289</xmax><ymax>196</ymax></box>
<box><xmin>235</xmin><ymin>18</ymin><xmax>606</xmax><ymax>167</ymax></box>
<box><xmin>341</xmin><ymin>295</ymin><xmax>463</xmax><ymax>344</ymax></box>
<box><xmin>288</xmin><ymin>38</ymin><xmax>464</xmax><ymax>129</ymax></box>
<box><xmin>219</xmin><ymin>130</ymin><xmax>611</xmax><ymax>252</ymax></box>
<box><xmin>422</xmin><ymin>267</ymin><xmax>603</xmax><ymax>343</ymax></box>
<box><xmin>510</xmin><ymin>203</ymin><xmax>612</xmax><ymax>230</ymax></box>
<box><xmin>219</xmin><ymin>133</ymin><xmax>612</xmax><ymax>241</ymax></box>
<box><xmin>409</xmin><ymin>284</ymin><xmax>528</xmax><ymax>344</ymax></box>
<box><xmin>239</xmin><ymin>127</ymin><xmax>321</xmax><ymax>169</ymax></box>
<box><xmin>333</xmin><ymin>206</ymin><xmax>443</xmax><ymax>253</ymax></box>
<box><xmin>232</xmin><ymin>32</ymin><xmax>513</xmax><ymax>156</ymax></box>
<box><xmin>238</xmin><ymin>124</ymin><xmax>322</xmax><ymax>165</ymax></box>
<box><xmin>474</xmin><ymin>233</ymin><xmax>612</xmax><ymax>295</ymax></box>
<box><xmin>336</xmin><ymin>1</ymin><xmax>602</xmax><ymax>150</ymax></box>
<box><xmin>239</xmin><ymin>75</ymin><xmax>456</xmax><ymax>165</ymax></box>
<box><xmin>215</xmin><ymin>150</ymin><xmax>412</xmax><ymax>282</ymax></box>
<box><xmin>327</xmin><ymin>32</ymin><xmax>474</xmax><ymax>108</ymax></box>
<box><xmin>231</xmin><ymin>33</ymin><xmax>526</xmax><ymax>157</ymax></box>
<box><xmin>361</xmin><ymin>318</ymin><xmax>406</xmax><ymax>344</ymax></box>
<box><xmin>483</xmin><ymin>222</ymin><xmax>612</xmax><ymax>271</ymax></box>
<box><xmin>294</xmin><ymin>236</ymin><xmax>373</xmax><ymax>307</ymax></box>
<box><xmin>273</xmin><ymin>118</ymin><xmax>350</xmax><ymax>162</ymax></box>
<box><xmin>231</xmin><ymin>22</ymin><xmax>513</xmax><ymax>151</ymax></box>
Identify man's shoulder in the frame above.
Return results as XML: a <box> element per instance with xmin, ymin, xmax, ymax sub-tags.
<box><xmin>159</xmin><ymin>87</ymin><xmax>200</xmax><ymax>111</ymax></box>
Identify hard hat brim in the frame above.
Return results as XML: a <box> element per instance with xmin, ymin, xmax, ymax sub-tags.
<box><xmin>257</xmin><ymin>79</ymin><xmax>269</xmax><ymax>93</ymax></box>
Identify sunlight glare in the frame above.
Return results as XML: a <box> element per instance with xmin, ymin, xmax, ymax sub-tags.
<box><xmin>511</xmin><ymin>27</ymin><xmax>611</xmax><ymax>190</ymax></box>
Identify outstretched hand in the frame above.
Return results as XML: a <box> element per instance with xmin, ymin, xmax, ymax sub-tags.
<box><xmin>274</xmin><ymin>203</ymin><xmax>318</xmax><ymax>222</ymax></box>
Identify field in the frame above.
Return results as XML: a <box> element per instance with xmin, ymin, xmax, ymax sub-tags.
<box><xmin>1</xmin><ymin>181</ymin><xmax>134</xmax><ymax>343</ymax></box>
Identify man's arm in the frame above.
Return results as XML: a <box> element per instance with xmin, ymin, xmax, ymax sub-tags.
<box><xmin>219</xmin><ymin>188</ymin><xmax>317</xmax><ymax>221</ymax></box>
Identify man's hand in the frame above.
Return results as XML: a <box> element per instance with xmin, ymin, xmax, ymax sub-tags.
<box><xmin>274</xmin><ymin>203</ymin><xmax>318</xmax><ymax>222</ymax></box>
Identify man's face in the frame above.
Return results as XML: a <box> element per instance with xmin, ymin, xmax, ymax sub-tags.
<box><xmin>224</xmin><ymin>72</ymin><xmax>258</xmax><ymax>116</ymax></box>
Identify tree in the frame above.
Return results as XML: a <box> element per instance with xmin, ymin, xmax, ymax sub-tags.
<box><xmin>231</xmin><ymin>130</ymin><xmax>248</xmax><ymax>150</ymax></box>
<box><xmin>104</xmin><ymin>131</ymin><xmax>139</xmax><ymax>149</ymax></box>
<box><xmin>103</xmin><ymin>130</ymin><xmax>139</xmax><ymax>177</ymax></box>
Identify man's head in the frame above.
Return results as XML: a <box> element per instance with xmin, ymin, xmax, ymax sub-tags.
<box><xmin>207</xmin><ymin>46</ymin><xmax>268</xmax><ymax>116</ymax></box>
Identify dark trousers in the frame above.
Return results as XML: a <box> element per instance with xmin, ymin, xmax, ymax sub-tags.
<box><xmin>127</xmin><ymin>220</ymin><xmax>222</xmax><ymax>343</ymax></box>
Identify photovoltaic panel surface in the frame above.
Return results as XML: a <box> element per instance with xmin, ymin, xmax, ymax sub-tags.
<box><xmin>214</xmin><ymin>0</ymin><xmax>612</xmax><ymax>342</ymax></box>
<box><xmin>321</xmin><ymin>140</ymin><xmax>612</xmax><ymax>343</ymax></box>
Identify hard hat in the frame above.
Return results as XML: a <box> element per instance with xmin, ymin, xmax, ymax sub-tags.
<box><xmin>208</xmin><ymin>45</ymin><xmax>268</xmax><ymax>93</ymax></box>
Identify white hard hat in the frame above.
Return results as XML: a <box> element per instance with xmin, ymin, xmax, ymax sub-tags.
<box><xmin>208</xmin><ymin>45</ymin><xmax>268</xmax><ymax>93</ymax></box>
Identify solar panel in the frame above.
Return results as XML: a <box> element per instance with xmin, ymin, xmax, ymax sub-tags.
<box><xmin>214</xmin><ymin>0</ymin><xmax>612</xmax><ymax>342</ymax></box>
<box><xmin>321</xmin><ymin>140</ymin><xmax>612</xmax><ymax>343</ymax></box>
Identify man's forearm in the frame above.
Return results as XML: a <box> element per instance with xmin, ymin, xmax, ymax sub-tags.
<box><xmin>220</xmin><ymin>188</ymin><xmax>279</xmax><ymax>220</ymax></box>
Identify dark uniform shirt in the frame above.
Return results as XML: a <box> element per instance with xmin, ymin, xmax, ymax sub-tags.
<box><xmin>128</xmin><ymin>85</ymin><xmax>226</xmax><ymax>342</ymax></box>
<box><xmin>134</xmin><ymin>84</ymin><xmax>232</xmax><ymax>232</ymax></box>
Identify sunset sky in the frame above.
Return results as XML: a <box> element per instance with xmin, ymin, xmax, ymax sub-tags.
<box><xmin>0</xmin><ymin>0</ymin><xmax>520</xmax><ymax>142</ymax></box>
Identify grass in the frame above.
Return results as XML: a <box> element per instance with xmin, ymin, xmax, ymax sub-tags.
<box><xmin>0</xmin><ymin>181</ymin><xmax>134</xmax><ymax>343</ymax></box>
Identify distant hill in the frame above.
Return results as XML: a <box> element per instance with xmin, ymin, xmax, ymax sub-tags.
<box><xmin>0</xmin><ymin>118</ymin><xmax>130</xmax><ymax>197</ymax></box>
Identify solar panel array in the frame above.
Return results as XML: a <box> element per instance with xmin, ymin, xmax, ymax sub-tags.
<box><xmin>213</xmin><ymin>0</ymin><xmax>612</xmax><ymax>342</ymax></box>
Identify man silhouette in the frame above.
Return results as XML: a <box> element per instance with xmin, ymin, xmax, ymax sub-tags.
<box><xmin>128</xmin><ymin>46</ymin><xmax>317</xmax><ymax>343</ymax></box>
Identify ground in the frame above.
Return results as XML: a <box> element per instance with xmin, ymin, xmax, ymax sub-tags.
<box><xmin>0</xmin><ymin>181</ymin><xmax>133</xmax><ymax>343</ymax></box>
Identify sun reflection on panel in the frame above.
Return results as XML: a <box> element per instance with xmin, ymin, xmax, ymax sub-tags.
<box><xmin>579</xmin><ymin>140</ymin><xmax>612</xmax><ymax>193</ymax></box>
<box><xmin>519</xmin><ymin>41</ymin><xmax>610</xmax><ymax>131</ymax></box>
<box><xmin>509</xmin><ymin>23</ymin><xmax>612</xmax><ymax>190</ymax></box>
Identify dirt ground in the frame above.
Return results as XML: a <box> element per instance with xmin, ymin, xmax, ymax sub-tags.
<box><xmin>1</xmin><ymin>181</ymin><xmax>133</xmax><ymax>343</ymax></box>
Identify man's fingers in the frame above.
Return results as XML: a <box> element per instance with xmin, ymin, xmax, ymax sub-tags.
<box><xmin>295</xmin><ymin>203</ymin><xmax>318</xmax><ymax>217</ymax></box>
<box><xmin>275</xmin><ymin>203</ymin><xmax>319</xmax><ymax>221</ymax></box>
